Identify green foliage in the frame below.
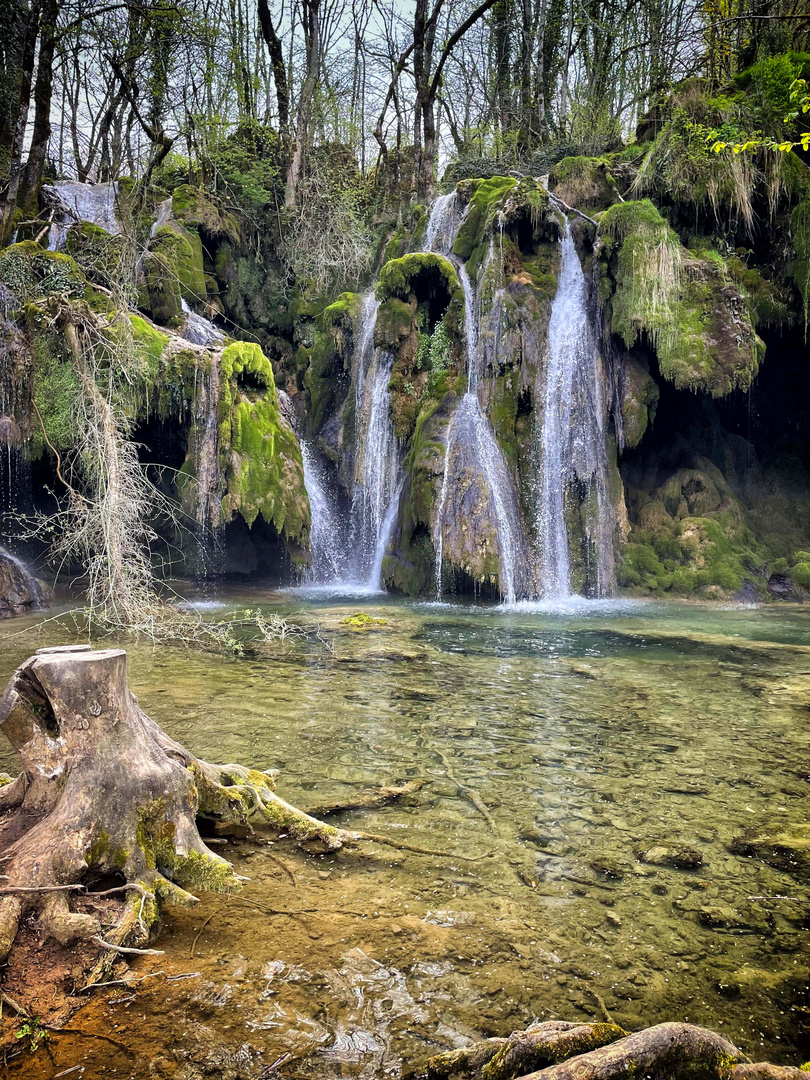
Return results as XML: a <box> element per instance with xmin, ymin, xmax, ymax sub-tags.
<box><xmin>424</xmin><ymin>322</ymin><xmax>452</xmax><ymax>395</ymax></box>
<box><xmin>206</xmin><ymin>121</ymin><xmax>285</xmax><ymax>212</ymax></box>
<box><xmin>15</xmin><ymin>1018</ymin><xmax>51</xmax><ymax>1053</ymax></box>
<box><xmin>30</xmin><ymin>337</ymin><xmax>80</xmax><ymax>456</ymax></box>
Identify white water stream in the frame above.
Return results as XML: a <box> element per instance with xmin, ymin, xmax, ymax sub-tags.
<box><xmin>535</xmin><ymin>218</ymin><xmax>614</xmax><ymax>597</ymax></box>
<box><xmin>429</xmin><ymin>195</ymin><xmax>527</xmax><ymax>604</ymax></box>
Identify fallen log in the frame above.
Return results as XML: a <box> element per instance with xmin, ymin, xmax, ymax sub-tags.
<box><xmin>426</xmin><ymin>1021</ymin><xmax>810</xmax><ymax>1080</ymax></box>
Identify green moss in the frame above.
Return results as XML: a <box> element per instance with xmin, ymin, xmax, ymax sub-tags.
<box><xmin>85</xmin><ymin>830</ymin><xmax>111</xmax><ymax>866</ymax></box>
<box><xmin>30</xmin><ymin>336</ymin><xmax>80</xmax><ymax>456</ymax></box>
<box><xmin>376</xmin><ymin>298</ymin><xmax>414</xmax><ymax>348</ymax></box>
<box><xmin>790</xmin><ymin>562</ymin><xmax>810</xmax><ymax>589</ymax></box>
<box><xmin>151</xmin><ymin>221</ymin><xmax>206</xmax><ymax>306</ymax></box>
<box><xmin>549</xmin><ymin>155</ymin><xmax>619</xmax><ymax>210</ymax></box>
<box><xmin>129</xmin><ymin>314</ymin><xmax>169</xmax><ymax>368</ymax></box>
<box><xmin>64</xmin><ymin>221</ymin><xmax>129</xmax><ymax>289</ymax></box>
<box><xmin>0</xmin><ymin>241</ymin><xmax>85</xmax><ymax>307</ymax></box>
<box><xmin>321</xmin><ymin>291</ymin><xmax>363</xmax><ymax>331</ymax></box>
<box><xmin>598</xmin><ymin>200</ymin><xmax>760</xmax><ymax>395</ymax></box>
<box><xmin>219</xmin><ymin>342</ymin><xmax>309</xmax><ymax>539</ymax></box>
<box><xmin>453</xmin><ymin>177</ymin><xmax>518</xmax><ymax>275</ymax></box>
<box><xmin>340</xmin><ymin>612</ymin><xmax>387</xmax><ymax>628</ymax></box>
<box><xmin>377</xmin><ymin>252</ymin><xmax>458</xmax><ymax>304</ymax></box>
<box><xmin>220</xmin><ymin>340</ymin><xmax>273</xmax><ymax>385</ymax></box>
<box><xmin>172</xmin><ymin>183</ymin><xmax>240</xmax><ymax>242</ymax></box>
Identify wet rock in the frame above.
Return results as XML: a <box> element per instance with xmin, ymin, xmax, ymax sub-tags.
<box><xmin>767</xmin><ymin>573</ymin><xmax>804</xmax><ymax>601</ymax></box>
<box><xmin>638</xmin><ymin>845</ymin><xmax>704</xmax><ymax>870</ymax></box>
<box><xmin>728</xmin><ymin>828</ymin><xmax>810</xmax><ymax>880</ymax></box>
<box><xmin>0</xmin><ymin>549</ymin><xmax>49</xmax><ymax>618</ymax></box>
<box><xmin>589</xmin><ymin>857</ymin><xmax>625</xmax><ymax>880</ymax></box>
<box><xmin>734</xmin><ymin>579</ymin><xmax>764</xmax><ymax>604</ymax></box>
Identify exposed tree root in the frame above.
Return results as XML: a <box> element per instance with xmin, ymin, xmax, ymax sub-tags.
<box><xmin>0</xmin><ymin>646</ymin><xmax>480</xmax><ymax>982</ymax></box>
<box><xmin>426</xmin><ymin>1021</ymin><xmax>810</xmax><ymax>1080</ymax></box>
<box><xmin>303</xmin><ymin>779</ymin><xmax>426</xmax><ymax>817</ymax></box>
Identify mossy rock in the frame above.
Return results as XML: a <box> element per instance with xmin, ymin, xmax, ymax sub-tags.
<box><xmin>549</xmin><ymin>155</ymin><xmax>619</xmax><ymax>211</ymax></box>
<box><xmin>64</xmin><ymin>221</ymin><xmax>129</xmax><ymax>290</ymax></box>
<box><xmin>172</xmin><ymin>184</ymin><xmax>240</xmax><ymax>243</ymax></box>
<box><xmin>621</xmin><ymin>355</ymin><xmax>659</xmax><ymax>448</ymax></box>
<box><xmin>453</xmin><ymin>176</ymin><xmax>518</xmax><ymax>274</ymax></box>
<box><xmin>340</xmin><ymin>612</ymin><xmax>387</xmax><ymax>628</ymax></box>
<box><xmin>0</xmin><ymin>241</ymin><xmax>85</xmax><ymax>307</ymax></box>
<box><xmin>598</xmin><ymin>200</ymin><xmax>761</xmax><ymax>396</ymax></box>
<box><xmin>150</xmin><ymin>221</ymin><xmax>206</xmax><ymax>308</ymax></box>
<box><xmin>377</xmin><ymin>252</ymin><xmax>458</xmax><ymax>305</ymax></box>
<box><xmin>219</xmin><ymin>342</ymin><xmax>309</xmax><ymax>540</ymax></box>
<box><xmin>376</xmin><ymin>297</ymin><xmax>415</xmax><ymax>349</ymax></box>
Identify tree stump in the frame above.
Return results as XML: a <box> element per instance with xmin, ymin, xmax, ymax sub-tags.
<box><xmin>0</xmin><ymin>645</ymin><xmax>364</xmax><ymax>971</ymax></box>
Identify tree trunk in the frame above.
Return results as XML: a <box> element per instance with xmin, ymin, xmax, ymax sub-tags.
<box><xmin>0</xmin><ymin>646</ymin><xmax>439</xmax><ymax>974</ymax></box>
<box><xmin>285</xmin><ymin>0</ymin><xmax>320</xmax><ymax>209</ymax></box>
<box><xmin>18</xmin><ymin>0</ymin><xmax>57</xmax><ymax>209</ymax></box>
<box><xmin>0</xmin><ymin>0</ymin><xmax>29</xmax><ymax>167</ymax></box>
<box><xmin>0</xmin><ymin>0</ymin><xmax>41</xmax><ymax>248</ymax></box>
<box><xmin>257</xmin><ymin>0</ymin><xmax>289</xmax><ymax>134</ymax></box>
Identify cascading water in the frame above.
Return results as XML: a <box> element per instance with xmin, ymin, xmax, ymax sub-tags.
<box><xmin>535</xmin><ymin>218</ymin><xmax>614</xmax><ymax>597</ymax></box>
<box><xmin>341</xmin><ymin>291</ymin><xmax>403</xmax><ymax>590</ymax></box>
<box><xmin>350</xmin><ymin>341</ymin><xmax>401</xmax><ymax>588</ymax></box>
<box><xmin>428</xmin><ymin>197</ymin><xmax>528</xmax><ymax>604</ymax></box>
<box><xmin>181</xmin><ymin>299</ymin><xmax>226</xmax><ymax>347</ymax></box>
<box><xmin>278</xmin><ymin>390</ymin><xmax>347</xmax><ymax>583</ymax></box>
<box><xmin>44</xmin><ymin>181</ymin><xmax>120</xmax><ymax>251</ymax></box>
<box><xmin>187</xmin><ymin>354</ymin><xmax>223</xmax><ymax>580</ymax></box>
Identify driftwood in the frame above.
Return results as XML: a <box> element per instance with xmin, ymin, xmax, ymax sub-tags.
<box><xmin>0</xmin><ymin>646</ymin><xmax>448</xmax><ymax>975</ymax></box>
<box><xmin>426</xmin><ymin>1021</ymin><xmax>810</xmax><ymax>1080</ymax></box>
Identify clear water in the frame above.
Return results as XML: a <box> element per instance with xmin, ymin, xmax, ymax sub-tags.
<box><xmin>1</xmin><ymin>595</ymin><xmax>808</xmax><ymax>1077</ymax></box>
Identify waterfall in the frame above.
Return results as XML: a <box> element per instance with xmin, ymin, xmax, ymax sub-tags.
<box><xmin>279</xmin><ymin>390</ymin><xmax>347</xmax><ymax>583</ymax></box>
<box><xmin>181</xmin><ymin>299</ymin><xmax>225</xmax><ymax>347</ymax></box>
<box><xmin>187</xmin><ymin>355</ymin><xmax>223</xmax><ymax>579</ymax></box>
<box><xmin>44</xmin><ymin>181</ymin><xmax>120</xmax><ymax>250</ymax></box>
<box><xmin>535</xmin><ymin>220</ymin><xmax>614</xmax><ymax>597</ymax></box>
<box><xmin>427</xmin><ymin>197</ymin><xmax>528</xmax><ymax>604</ymax></box>
<box><xmin>350</xmin><ymin>339</ymin><xmax>401</xmax><ymax>588</ymax></box>
<box><xmin>340</xmin><ymin>290</ymin><xmax>404</xmax><ymax>590</ymax></box>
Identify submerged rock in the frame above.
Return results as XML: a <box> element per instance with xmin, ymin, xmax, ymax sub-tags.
<box><xmin>638</xmin><ymin>845</ymin><xmax>704</xmax><ymax>870</ymax></box>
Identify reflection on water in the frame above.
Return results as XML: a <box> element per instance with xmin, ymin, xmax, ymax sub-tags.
<box><xmin>0</xmin><ymin>594</ymin><xmax>808</xmax><ymax>1078</ymax></box>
